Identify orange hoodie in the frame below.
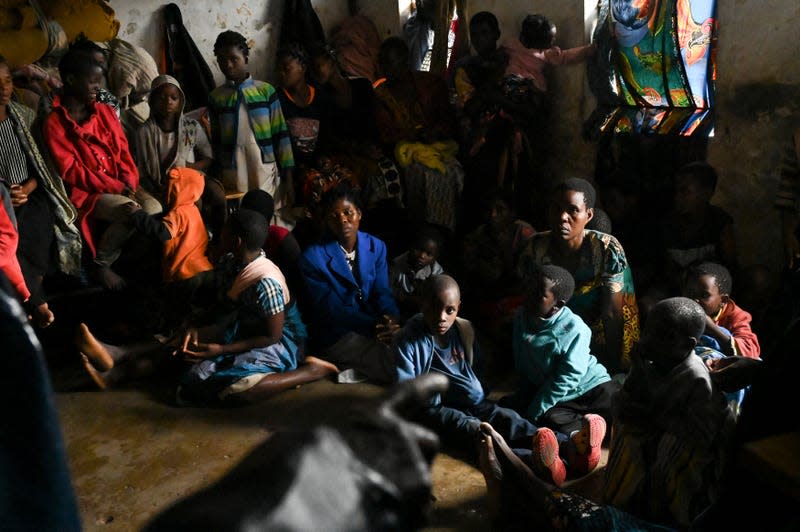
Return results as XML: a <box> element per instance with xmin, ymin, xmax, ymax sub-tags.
<box><xmin>161</xmin><ymin>167</ymin><xmax>213</xmax><ymax>282</ymax></box>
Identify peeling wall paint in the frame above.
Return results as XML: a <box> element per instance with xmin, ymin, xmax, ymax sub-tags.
<box><xmin>114</xmin><ymin>0</ymin><xmax>798</xmax><ymax>271</ymax></box>
<box><xmin>356</xmin><ymin>1</ymin><xmax>401</xmax><ymax>38</ymax></box>
<box><xmin>708</xmin><ymin>0</ymin><xmax>800</xmax><ymax>271</ymax></box>
<box><xmin>114</xmin><ymin>0</ymin><xmax>349</xmax><ymax>84</ymax></box>
<box><xmin>458</xmin><ymin>0</ymin><xmax>800</xmax><ymax>271</ymax></box>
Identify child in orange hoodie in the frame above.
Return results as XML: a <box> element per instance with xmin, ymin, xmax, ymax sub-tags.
<box><xmin>127</xmin><ymin>167</ymin><xmax>212</xmax><ymax>282</ymax></box>
<box><xmin>127</xmin><ymin>167</ymin><xmax>213</xmax><ymax>328</ymax></box>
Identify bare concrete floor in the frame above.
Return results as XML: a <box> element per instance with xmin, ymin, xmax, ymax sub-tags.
<box><xmin>57</xmin><ymin>379</ymin><xmax>606</xmax><ymax>531</ymax></box>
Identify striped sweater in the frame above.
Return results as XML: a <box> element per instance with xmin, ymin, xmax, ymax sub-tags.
<box><xmin>208</xmin><ymin>77</ymin><xmax>295</xmax><ymax>171</ymax></box>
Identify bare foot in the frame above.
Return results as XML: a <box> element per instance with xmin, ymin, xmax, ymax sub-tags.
<box><xmin>32</xmin><ymin>302</ymin><xmax>55</xmax><ymax>328</ymax></box>
<box><xmin>303</xmin><ymin>355</ymin><xmax>340</xmax><ymax>378</ymax></box>
<box><xmin>95</xmin><ymin>266</ymin><xmax>127</xmax><ymax>290</ymax></box>
<box><xmin>80</xmin><ymin>354</ymin><xmax>108</xmax><ymax>390</ymax></box>
<box><xmin>479</xmin><ymin>423</ymin><xmax>554</xmax><ymax>529</ymax></box>
<box><xmin>75</xmin><ymin>323</ymin><xmax>114</xmax><ymax>371</ymax></box>
<box><xmin>478</xmin><ymin>423</ymin><xmax>504</xmax><ymax>519</ymax></box>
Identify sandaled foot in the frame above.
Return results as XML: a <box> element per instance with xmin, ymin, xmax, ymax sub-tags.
<box><xmin>75</xmin><ymin>323</ymin><xmax>114</xmax><ymax>371</ymax></box>
<box><xmin>94</xmin><ymin>266</ymin><xmax>127</xmax><ymax>290</ymax></box>
<box><xmin>532</xmin><ymin>428</ymin><xmax>567</xmax><ymax>486</ymax></box>
<box><xmin>303</xmin><ymin>355</ymin><xmax>340</xmax><ymax>378</ymax></box>
<box><xmin>33</xmin><ymin>302</ymin><xmax>55</xmax><ymax>328</ymax></box>
<box><xmin>80</xmin><ymin>353</ymin><xmax>108</xmax><ymax>390</ymax></box>
<box><xmin>566</xmin><ymin>414</ymin><xmax>606</xmax><ymax>477</ymax></box>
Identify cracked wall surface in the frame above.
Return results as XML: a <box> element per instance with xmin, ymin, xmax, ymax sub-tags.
<box><xmin>117</xmin><ymin>0</ymin><xmax>800</xmax><ymax>270</ymax></box>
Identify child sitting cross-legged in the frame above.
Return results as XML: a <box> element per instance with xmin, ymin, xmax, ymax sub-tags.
<box><xmin>683</xmin><ymin>262</ymin><xmax>760</xmax><ymax>359</ymax></box>
<box><xmin>394</xmin><ymin>274</ymin><xmax>606</xmax><ymax>485</ymax></box>
<box><xmin>75</xmin><ymin>209</ymin><xmax>339</xmax><ymax>405</ymax></box>
<box><xmin>503</xmin><ymin>265</ymin><xmax>614</xmax><ymax>465</ymax></box>
<box><xmin>603</xmin><ymin>297</ymin><xmax>734</xmax><ymax>527</ymax></box>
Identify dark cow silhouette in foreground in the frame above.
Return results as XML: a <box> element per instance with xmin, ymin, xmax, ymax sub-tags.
<box><xmin>145</xmin><ymin>374</ymin><xmax>448</xmax><ymax>532</ymax></box>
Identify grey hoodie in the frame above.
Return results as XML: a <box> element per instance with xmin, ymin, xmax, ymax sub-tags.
<box><xmin>133</xmin><ymin>74</ymin><xmax>212</xmax><ymax>199</ymax></box>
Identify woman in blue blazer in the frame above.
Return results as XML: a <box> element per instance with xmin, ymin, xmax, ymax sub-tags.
<box><xmin>300</xmin><ymin>184</ymin><xmax>400</xmax><ymax>383</ymax></box>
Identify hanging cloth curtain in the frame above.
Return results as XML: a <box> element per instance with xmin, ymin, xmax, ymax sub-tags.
<box><xmin>403</xmin><ymin>0</ymin><xmax>435</xmax><ymax>71</ymax></box>
<box><xmin>428</xmin><ymin>0</ymin><xmax>451</xmax><ymax>74</ymax></box>
<box><xmin>280</xmin><ymin>0</ymin><xmax>325</xmax><ymax>48</ymax></box>
<box><xmin>589</xmin><ymin>0</ymin><xmax>717</xmax><ymax>137</ymax></box>
<box><xmin>163</xmin><ymin>3</ymin><xmax>216</xmax><ymax>112</ymax></box>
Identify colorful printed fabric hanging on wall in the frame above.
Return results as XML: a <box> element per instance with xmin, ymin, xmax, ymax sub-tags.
<box><xmin>591</xmin><ymin>0</ymin><xmax>717</xmax><ymax>136</ymax></box>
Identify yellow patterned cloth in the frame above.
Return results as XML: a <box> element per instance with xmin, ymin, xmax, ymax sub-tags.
<box><xmin>394</xmin><ymin>140</ymin><xmax>458</xmax><ymax>174</ymax></box>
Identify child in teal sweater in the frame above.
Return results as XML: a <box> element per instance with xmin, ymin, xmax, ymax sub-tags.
<box><xmin>395</xmin><ymin>274</ymin><xmax>607</xmax><ymax>485</ymax></box>
<box><xmin>507</xmin><ymin>265</ymin><xmax>618</xmax><ymax>437</ymax></box>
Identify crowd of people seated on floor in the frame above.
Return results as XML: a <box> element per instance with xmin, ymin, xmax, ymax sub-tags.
<box><xmin>1</xmin><ymin>9</ymin><xmax>798</xmax><ymax>530</ymax></box>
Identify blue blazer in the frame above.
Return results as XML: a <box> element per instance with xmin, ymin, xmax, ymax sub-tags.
<box><xmin>301</xmin><ymin>231</ymin><xmax>400</xmax><ymax>348</ymax></box>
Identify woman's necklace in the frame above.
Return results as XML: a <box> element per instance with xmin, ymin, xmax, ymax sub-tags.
<box><xmin>339</xmin><ymin>243</ymin><xmax>356</xmax><ymax>271</ymax></box>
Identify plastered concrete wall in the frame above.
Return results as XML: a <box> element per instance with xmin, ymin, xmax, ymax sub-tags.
<box><xmin>470</xmin><ymin>0</ymin><xmax>597</xmax><ymax>180</ymax></box>
<box><xmin>113</xmin><ymin>0</ymin><xmax>350</xmax><ymax>84</ymax></box>
<box><xmin>357</xmin><ymin>1</ymin><xmax>401</xmax><ymax>39</ymax></box>
<box><xmin>709</xmin><ymin>0</ymin><xmax>800</xmax><ymax>270</ymax></box>
<box><xmin>463</xmin><ymin>0</ymin><xmax>800</xmax><ymax>271</ymax></box>
<box><xmin>113</xmin><ymin>0</ymin><xmax>799</xmax><ymax>270</ymax></box>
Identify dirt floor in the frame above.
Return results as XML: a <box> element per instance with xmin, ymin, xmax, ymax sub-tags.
<box><xmin>45</xmin><ymin>284</ymin><xmax>605</xmax><ymax>530</ymax></box>
<box><xmin>55</xmin><ymin>375</ymin><xmax>607</xmax><ymax>531</ymax></box>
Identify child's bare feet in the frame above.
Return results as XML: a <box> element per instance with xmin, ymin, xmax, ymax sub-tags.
<box><xmin>75</xmin><ymin>323</ymin><xmax>114</xmax><ymax>371</ymax></box>
<box><xmin>303</xmin><ymin>356</ymin><xmax>340</xmax><ymax>378</ymax></box>
<box><xmin>478</xmin><ymin>423</ymin><xmax>504</xmax><ymax>519</ymax></box>
<box><xmin>94</xmin><ymin>266</ymin><xmax>127</xmax><ymax>290</ymax></box>
<box><xmin>32</xmin><ymin>302</ymin><xmax>55</xmax><ymax>328</ymax></box>
<box><xmin>80</xmin><ymin>353</ymin><xmax>108</xmax><ymax>390</ymax></box>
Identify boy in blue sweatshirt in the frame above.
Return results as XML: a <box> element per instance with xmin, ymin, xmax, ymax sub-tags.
<box><xmin>395</xmin><ymin>274</ymin><xmax>605</xmax><ymax>485</ymax></box>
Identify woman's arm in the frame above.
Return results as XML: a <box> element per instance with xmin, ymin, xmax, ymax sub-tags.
<box><xmin>600</xmin><ymin>236</ymin><xmax>632</xmax><ymax>373</ymax></box>
<box><xmin>602</xmin><ymin>290</ymin><xmax>625</xmax><ymax>374</ymax></box>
